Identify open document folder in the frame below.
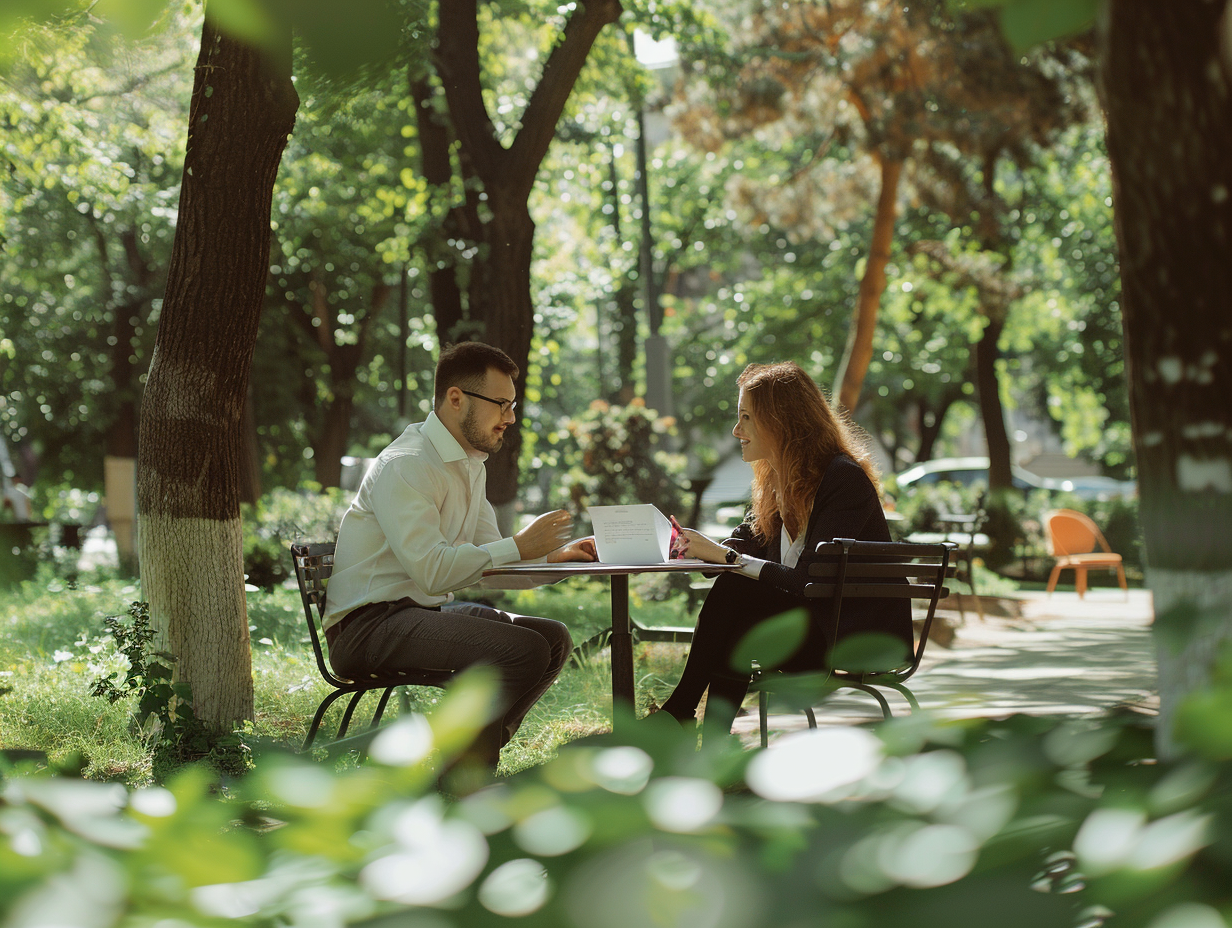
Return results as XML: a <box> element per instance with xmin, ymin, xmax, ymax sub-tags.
<box><xmin>588</xmin><ymin>503</ymin><xmax>696</xmax><ymax>565</ymax></box>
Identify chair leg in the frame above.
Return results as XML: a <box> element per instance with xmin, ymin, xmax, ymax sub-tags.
<box><xmin>844</xmin><ymin>682</ymin><xmax>893</xmax><ymax>720</ymax></box>
<box><xmin>759</xmin><ymin>689</ymin><xmax>769</xmax><ymax>749</ymax></box>
<box><xmin>1076</xmin><ymin>567</ymin><xmax>1088</xmax><ymax>598</ymax></box>
<box><xmin>1046</xmin><ymin>563</ymin><xmax>1064</xmax><ymax>595</ymax></box>
<box><xmin>303</xmin><ymin>689</ymin><xmax>351</xmax><ymax>752</ymax></box>
<box><xmin>337</xmin><ymin>690</ymin><xmax>369</xmax><ymax>740</ymax></box>
<box><xmin>1117</xmin><ymin>564</ymin><xmax>1128</xmax><ymax>599</ymax></box>
<box><xmin>369</xmin><ymin>687</ymin><xmax>396</xmax><ymax>729</ymax></box>
<box><xmin>881</xmin><ymin>682</ymin><xmax>920</xmax><ymax>711</ymax></box>
<box><xmin>804</xmin><ymin>707</ymin><xmax>817</xmax><ymax>729</ymax></box>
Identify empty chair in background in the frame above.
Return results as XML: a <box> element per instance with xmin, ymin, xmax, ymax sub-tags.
<box><xmin>1044</xmin><ymin>508</ymin><xmax>1128</xmax><ymax>598</ymax></box>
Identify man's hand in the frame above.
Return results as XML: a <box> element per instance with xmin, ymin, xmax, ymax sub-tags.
<box><xmin>548</xmin><ymin>536</ymin><xmax>597</xmax><ymax>563</ymax></box>
<box><xmin>514</xmin><ymin>509</ymin><xmax>576</xmax><ymax>560</ymax></box>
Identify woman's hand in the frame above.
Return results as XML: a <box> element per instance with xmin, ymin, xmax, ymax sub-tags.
<box><xmin>677</xmin><ymin>528</ymin><xmax>732</xmax><ymax>564</ymax></box>
<box><xmin>547</xmin><ymin>536</ymin><xmax>597</xmax><ymax>563</ymax></box>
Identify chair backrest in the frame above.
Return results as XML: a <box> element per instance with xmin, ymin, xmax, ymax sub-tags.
<box><xmin>1045</xmin><ymin>509</ymin><xmax>1109</xmax><ymax>556</ymax></box>
<box><xmin>291</xmin><ymin>541</ymin><xmax>338</xmax><ymax>682</ymax></box>
<box><xmin>805</xmin><ymin>538</ymin><xmax>955</xmax><ymax>680</ymax></box>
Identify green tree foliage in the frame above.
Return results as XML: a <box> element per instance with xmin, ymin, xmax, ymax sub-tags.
<box><xmin>261</xmin><ymin>68</ymin><xmax>437</xmax><ymax>488</ymax></box>
<box><xmin>0</xmin><ymin>13</ymin><xmax>195</xmax><ymax>489</ymax></box>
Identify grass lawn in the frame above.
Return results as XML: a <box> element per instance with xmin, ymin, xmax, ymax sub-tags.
<box><xmin>0</xmin><ymin>564</ymin><xmax>697</xmax><ymax>784</ymax></box>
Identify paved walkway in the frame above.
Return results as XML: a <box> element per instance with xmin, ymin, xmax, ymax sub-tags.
<box><xmin>733</xmin><ymin>589</ymin><xmax>1157</xmax><ymax>742</ymax></box>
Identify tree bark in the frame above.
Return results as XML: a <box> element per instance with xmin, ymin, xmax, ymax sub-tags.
<box><xmin>976</xmin><ymin>315</ymin><xmax>1012</xmax><ymax>491</ymax></box>
<box><xmin>915</xmin><ymin>386</ymin><xmax>963</xmax><ymax>464</ymax></box>
<box><xmin>288</xmin><ymin>277</ymin><xmax>390</xmax><ymax>488</ymax></box>
<box><xmin>835</xmin><ymin>155</ymin><xmax>903</xmax><ymax>413</ymax></box>
<box><xmin>1098</xmin><ymin>0</ymin><xmax>1232</xmax><ymax>752</ymax></box>
<box><xmin>137</xmin><ymin>14</ymin><xmax>297</xmax><ymax>731</ymax></box>
<box><xmin>411</xmin><ymin>72</ymin><xmax>467</xmax><ymax>342</ymax></box>
<box><xmin>429</xmin><ymin>0</ymin><xmax>623</xmax><ymax>506</ymax></box>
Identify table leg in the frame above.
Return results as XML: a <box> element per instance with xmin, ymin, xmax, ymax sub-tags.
<box><xmin>609</xmin><ymin>574</ymin><xmax>635</xmax><ymax>712</ymax></box>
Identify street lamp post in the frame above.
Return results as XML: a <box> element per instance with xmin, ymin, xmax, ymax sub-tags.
<box><xmin>632</xmin><ymin>30</ymin><xmax>678</xmax><ymax>419</ymax></box>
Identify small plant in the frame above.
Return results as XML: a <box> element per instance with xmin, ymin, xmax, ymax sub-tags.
<box><xmin>90</xmin><ymin>601</ymin><xmax>247</xmax><ymax>776</ymax></box>
<box><xmin>90</xmin><ymin>601</ymin><xmax>192</xmax><ymax>743</ymax></box>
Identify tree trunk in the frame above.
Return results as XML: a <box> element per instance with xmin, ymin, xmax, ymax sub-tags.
<box><xmin>1098</xmin><ymin>0</ymin><xmax>1232</xmax><ymax>753</ymax></box>
<box><xmin>411</xmin><ymin>72</ymin><xmax>466</xmax><ymax>341</ymax></box>
<box><xmin>430</xmin><ymin>0</ymin><xmax>623</xmax><ymax>507</ymax></box>
<box><xmin>835</xmin><ymin>155</ymin><xmax>903</xmax><ymax>412</ymax></box>
<box><xmin>100</xmin><ymin>229</ymin><xmax>145</xmax><ymax>574</ymax></box>
<box><xmin>976</xmin><ymin>315</ymin><xmax>1012</xmax><ymax>490</ymax></box>
<box><xmin>137</xmin><ymin>15</ymin><xmax>297</xmax><ymax>731</ymax></box>
<box><xmin>915</xmin><ymin>387</ymin><xmax>963</xmax><ymax>464</ymax></box>
<box><xmin>313</xmin><ymin>393</ymin><xmax>353</xmax><ymax>489</ymax></box>
<box><xmin>467</xmin><ymin>198</ymin><xmax>536</xmax><ymax>507</ymax></box>
<box><xmin>239</xmin><ymin>390</ymin><xmax>261</xmax><ymax>506</ymax></box>
<box><xmin>288</xmin><ymin>277</ymin><xmax>388</xmax><ymax>489</ymax></box>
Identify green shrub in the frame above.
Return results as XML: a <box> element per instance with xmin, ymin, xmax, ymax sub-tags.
<box><xmin>560</xmin><ymin>399</ymin><xmax>688</xmax><ymax>519</ymax></box>
<box><xmin>6</xmin><ymin>680</ymin><xmax>1232</xmax><ymax>928</ymax></box>
<box><xmin>241</xmin><ymin>487</ymin><xmax>351</xmax><ymax>590</ymax></box>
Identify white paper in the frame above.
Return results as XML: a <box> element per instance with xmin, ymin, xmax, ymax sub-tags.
<box><xmin>588</xmin><ymin>504</ymin><xmax>674</xmax><ymax>564</ymax></box>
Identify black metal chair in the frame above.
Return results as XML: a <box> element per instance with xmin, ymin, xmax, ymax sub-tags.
<box><xmin>935</xmin><ymin>492</ymin><xmax>986</xmax><ymax>620</ymax></box>
<box><xmin>752</xmin><ymin>538</ymin><xmax>955</xmax><ymax>747</ymax></box>
<box><xmin>291</xmin><ymin>542</ymin><xmax>457</xmax><ymax>752</ymax></box>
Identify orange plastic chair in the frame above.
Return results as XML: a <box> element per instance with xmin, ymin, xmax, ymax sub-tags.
<box><xmin>1044</xmin><ymin>509</ymin><xmax>1128</xmax><ymax>598</ymax></box>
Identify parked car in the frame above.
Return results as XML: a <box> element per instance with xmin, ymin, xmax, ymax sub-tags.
<box><xmin>893</xmin><ymin>456</ymin><xmax>1135</xmax><ymax>501</ymax></box>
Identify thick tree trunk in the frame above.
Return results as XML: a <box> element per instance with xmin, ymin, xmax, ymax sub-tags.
<box><xmin>137</xmin><ymin>16</ymin><xmax>297</xmax><ymax>731</ymax></box>
<box><xmin>1099</xmin><ymin>0</ymin><xmax>1232</xmax><ymax>752</ymax></box>
<box><xmin>835</xmin><ymin>156</ymin><xmax>903</xmax><ymax>413</ymax></box>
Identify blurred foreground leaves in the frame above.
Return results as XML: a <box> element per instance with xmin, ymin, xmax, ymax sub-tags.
<box><xmin>4</xmin><ymin>676</ymin><xmax>1232</xmax><ymax>927</ymax></box>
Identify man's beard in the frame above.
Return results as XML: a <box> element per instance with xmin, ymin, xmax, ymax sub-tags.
<box><xmin>461</xmin><ymin>406</ymin><xmax>504</xmax><ymax>454</ymax></box>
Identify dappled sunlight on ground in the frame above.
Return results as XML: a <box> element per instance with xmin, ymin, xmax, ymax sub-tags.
<box><xmin>737</xmin><ymin>589</ymin><xmax>1156</xmax><ymax>745</ymax></box>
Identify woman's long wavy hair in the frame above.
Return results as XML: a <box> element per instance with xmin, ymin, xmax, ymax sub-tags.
<box><xmin>738</xmin><ymin>361</ymin><xmax>879</xmax><ymax>542</ymax></box>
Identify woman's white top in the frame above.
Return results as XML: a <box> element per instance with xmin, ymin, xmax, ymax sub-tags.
<box><xmin>732</xmin><ymin>524</ymin><xmax>806</xmax><ymax>579</ymax></box>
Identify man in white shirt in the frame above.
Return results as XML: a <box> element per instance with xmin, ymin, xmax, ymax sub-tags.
<box><xmin>323</xmin><ymin>342</ymin><xmax>595</xmax><ymax>770</ymax></box>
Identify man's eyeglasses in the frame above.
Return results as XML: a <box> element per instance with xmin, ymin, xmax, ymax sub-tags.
<box><xmin>461</xmin><ymin>390</ymin><xmax>518</xmax><ymax>415</ymax></box>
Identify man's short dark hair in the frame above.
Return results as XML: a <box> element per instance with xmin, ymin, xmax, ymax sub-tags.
<box><xmin>434</xmin><ymin>342</ymin><xmax>520</xmax><ymax>409</ymax></box>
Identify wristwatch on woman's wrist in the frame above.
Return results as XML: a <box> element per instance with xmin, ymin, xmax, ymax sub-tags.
<box><xmin>724</xmin><ymin>547</ymin><xmax>742</xmax><ymax>566</ymax></box>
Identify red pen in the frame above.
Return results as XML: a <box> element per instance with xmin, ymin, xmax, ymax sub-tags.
<box><xmin>668</xmin><ymin>514</ymin><xmax>686</xmax><ymax>558</ymax></box>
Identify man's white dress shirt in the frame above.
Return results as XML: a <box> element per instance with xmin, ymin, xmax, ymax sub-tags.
<box><xmin>322</xmin><ymin>412</ymin><xmax>524</xmax><ymax>631</ymax></box>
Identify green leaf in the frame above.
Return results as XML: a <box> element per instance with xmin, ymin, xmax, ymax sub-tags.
<box><xmin>88</xmin><ymin>0</ymin><xmax>169</xmax><ymax>37</ymax></box>
<box><xmin>204</xmin><ymin>0</ymin><xmax>280</xmax><ymax>49</ymax></box>
<box><xmin>828</xmin><ymin>632</ymin><xmax>910</xmax><ymax>673</ymax></box>
<box><xmin>730</xmin><ymin>608</ymin><xmax>809</xmax><ymax>673</ymax></box>
<box><xmin>428</xmin><ymin>666</ymin><xmax>500</xmax><ymax>757</ymax></box>
<box><xmin>999</xmin><ymin>0</ymin><xmax>1099</xmax><ymax>54</ymax></box>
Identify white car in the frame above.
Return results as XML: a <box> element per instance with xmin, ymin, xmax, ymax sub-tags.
<box><xmin>894</xmin><ymin>456</ymin><xmax>1135</xmax><ymax>501</ymax></box>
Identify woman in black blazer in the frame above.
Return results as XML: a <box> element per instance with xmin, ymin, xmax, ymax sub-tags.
<box><xmin>661</xmin><ymin>361</ymin><xmax>911</xmax><ymax>737</ymax></box>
